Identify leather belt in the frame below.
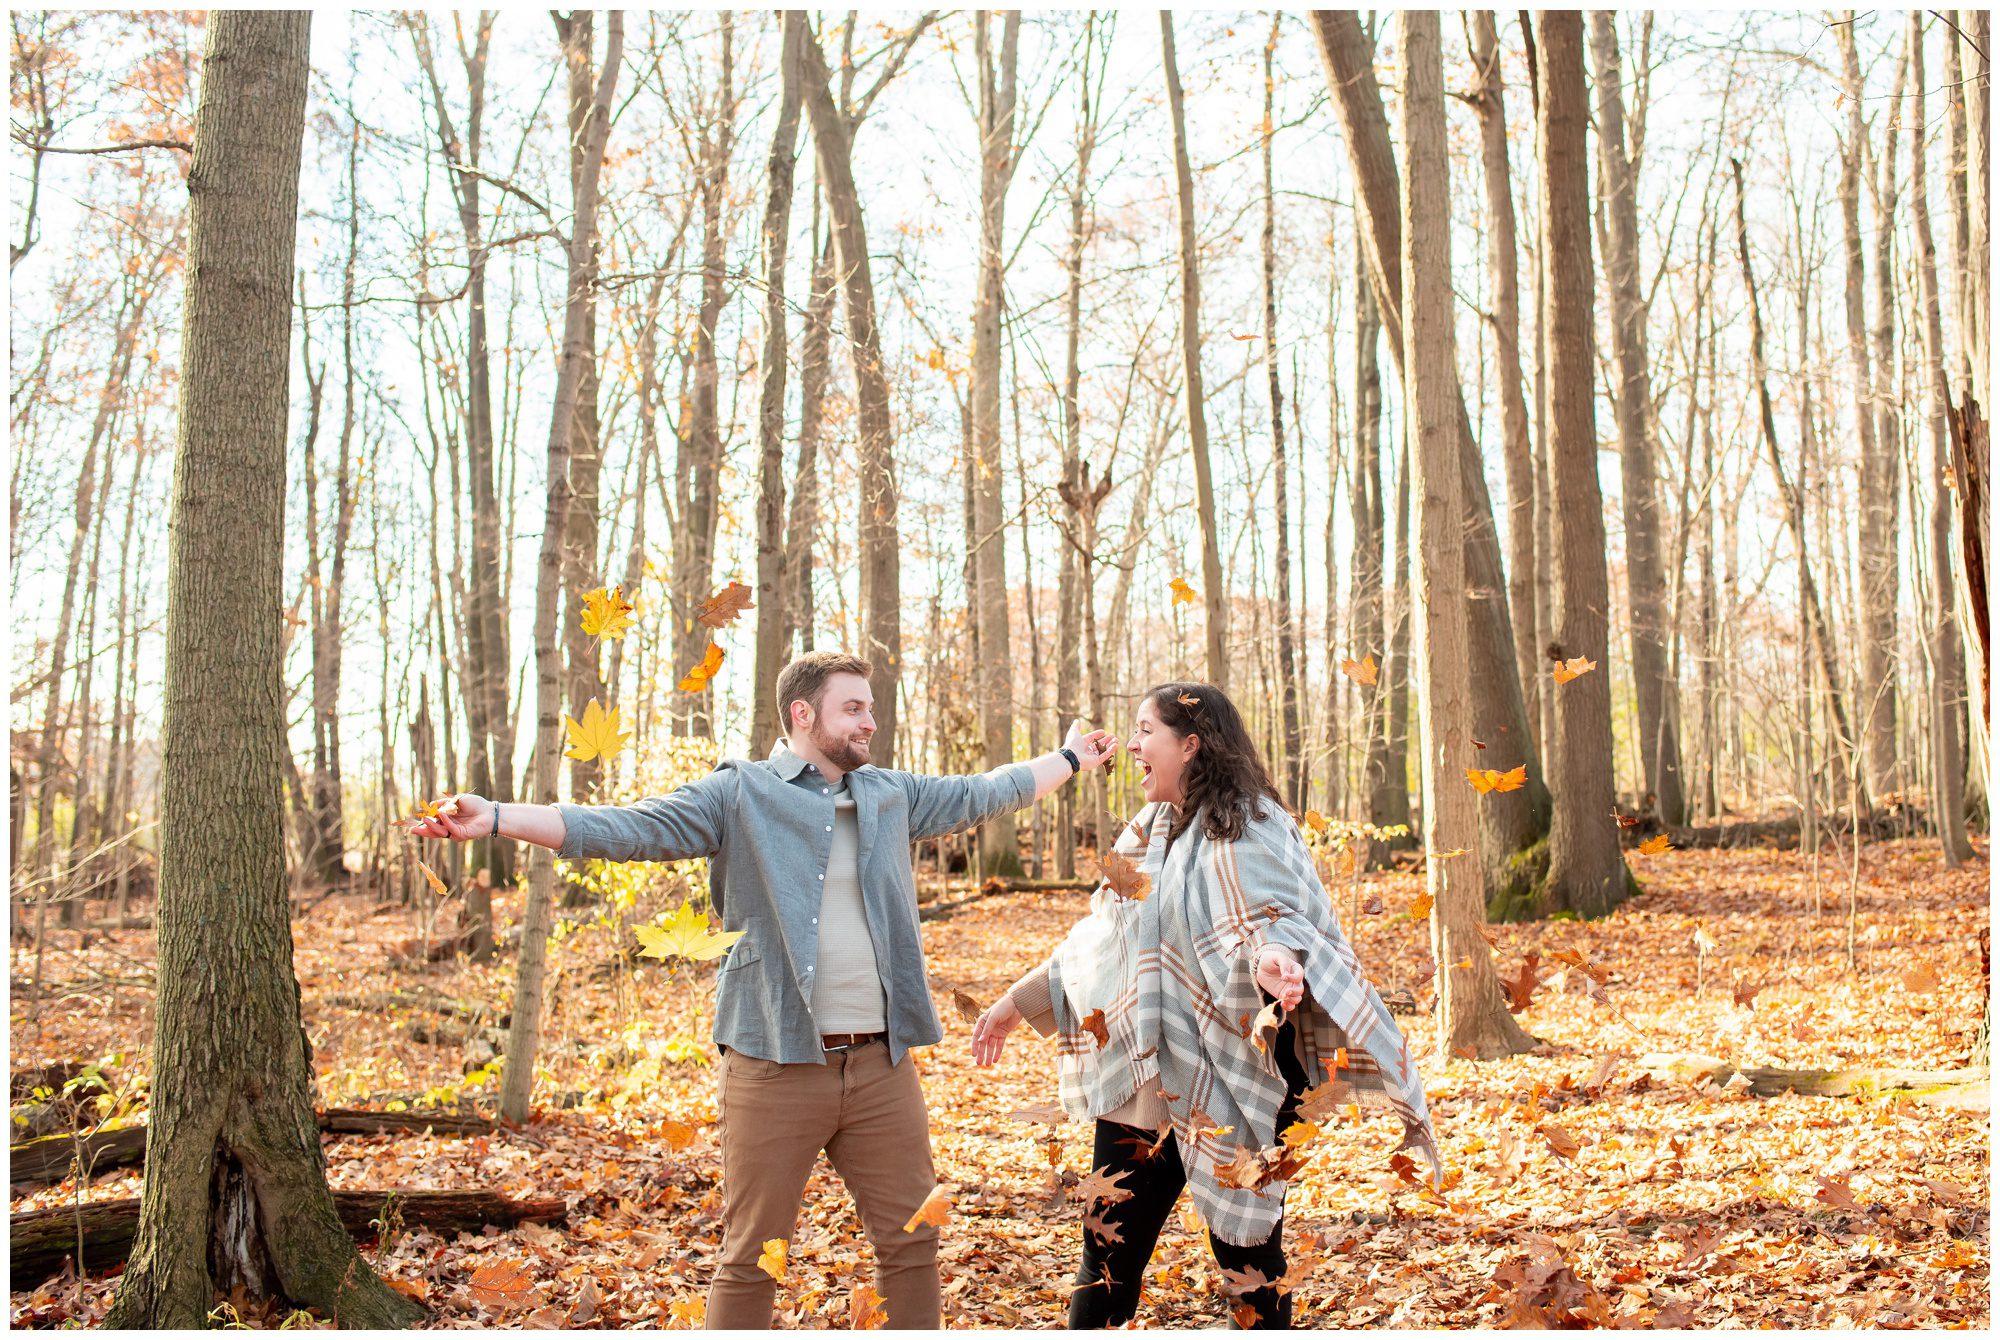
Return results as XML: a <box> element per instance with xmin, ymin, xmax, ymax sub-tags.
<box><xmin>821</xmin><ymin>1031</ymin><xmax>886</xmax><ymax>1051</ymax></box>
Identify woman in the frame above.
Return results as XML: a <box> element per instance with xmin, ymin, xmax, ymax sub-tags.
<box><xmin>972</xmin><ymin>682</ymin><xmax>1438</xmax><ymax>1329</ymax></box>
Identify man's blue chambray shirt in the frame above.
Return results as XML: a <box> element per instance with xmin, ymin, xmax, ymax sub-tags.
<box><xmin>556</xmin><ymin>740</ymin><xmax>1036</xmax><ymax>1065</ymax></box>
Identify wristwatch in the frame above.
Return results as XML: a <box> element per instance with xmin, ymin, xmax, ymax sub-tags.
<box><xmin>1059</xmin><ymin>747</ymin><xmax>1081</xmax><ymax>776</ymax></box>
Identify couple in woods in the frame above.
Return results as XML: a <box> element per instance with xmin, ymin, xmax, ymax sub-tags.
<box><xmin>413</xmin><ymin>650</ymin><xmax>1436</xmax><ymax>1329</ymax></box>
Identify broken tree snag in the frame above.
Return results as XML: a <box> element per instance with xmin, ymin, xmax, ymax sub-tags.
<box><xmin>12</xmin><ymin>1188</ymin><xmax>567</xmax><ymax>1285</ymax></box>
<box><xmin>9</xmin><ymin>1110</ymin><xmax>499</xmax><ymax>1191</ymax></box>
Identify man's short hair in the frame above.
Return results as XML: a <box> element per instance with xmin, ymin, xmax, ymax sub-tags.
<box><xmin>776</xmin><ymin>651</ymin><xmax>873</xmax><ymax>731</ymax></box>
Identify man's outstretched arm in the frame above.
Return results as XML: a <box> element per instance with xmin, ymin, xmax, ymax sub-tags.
<box><xmin>900</xmin><ymin>721</ymin><xmax>1116</xmax><ymax>841</ymax></box>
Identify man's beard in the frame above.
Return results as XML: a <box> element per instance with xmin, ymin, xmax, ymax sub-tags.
<box><xmin>808</xmin><ymin>721</ymin><xmax>871</xmax><ymax>771</ymax></box>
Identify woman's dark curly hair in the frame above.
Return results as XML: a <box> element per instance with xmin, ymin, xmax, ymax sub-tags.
<box><xmin>1144</xmin><ymin>681</ymin><xmax>1283</xmax><ymax>844</ymax></box>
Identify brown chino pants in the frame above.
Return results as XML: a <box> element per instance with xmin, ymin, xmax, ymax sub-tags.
<box><xmin>706</xmin><ymin>1039</ymin><xmax>941</xmax><ymax>1329</ymax></box>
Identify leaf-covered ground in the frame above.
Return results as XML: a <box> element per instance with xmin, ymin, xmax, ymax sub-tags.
<box><xmin>10</xmin><ymin>839</ymin><xmax>1990</xmax><ymax>1328</ymax></box>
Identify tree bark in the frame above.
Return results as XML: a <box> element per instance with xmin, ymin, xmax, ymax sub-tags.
<box><xmin>1467</xmin><ymin>11</ymin><xmax>1541</xmax><ymax>766</ymax></box>
<box><xmin>750</xmin><ymin>14</ymin><xmax>806</xmax><ymax>761</ymax></box>
<box><xmin>670</xmin><ymin>15</ymin><xmax>736</xmax><ymax>741</ymax></box>
<box><xmin>501</xmin><ymin>10</ymin><xmax>621</xmax><ymax>1124</ymax></box>
<box><xmin>1537</xmin><ymin>10</ymin><xmax>1630</xmax><ymax>920</ymax></box>
<box><xmin>1312</xmin><ymin>10</ymin><xmax>1549</xmax><ymax>888</ymax></box>
<box><xmin>1838</xmin><ymin>15</ymin><xmax>1899</xmax><ymax>804</ymax></box>
<box><xmin>1399</xmin><ymin>12</ymin><xmax>1531</xmax><ymax>1057</ymax></box>
<box><xmin>1160</xmin><ymin>12</ymin><xmax>1228</xmax><ymax>689</ymax></box>
<box><xmin>969</xmin><ymin>11</ymin><xmax>1022</xmax><ymax>873</ymax></box>
<box><xmin>1589</xmin><ymin>11</ymin><xmax>1684</xmax><ymax>824</ymax></box>
<box><xmin>799</xmin><ymin>19</ymin><xmax>902</xmax><ymax>763</ymax></box>
<box><xmin>1908</xmin><ymin>12</ymin><xmax>1975</xmax><ymax>865</ymax></box>
<box><xmin>1262</xmin><ymin>14</ymin><xmax>1302</xmax><ymax>806</ymax></box>
<box><xmin>103</xmin><ymin>13</ymin><xmax>423</xmax><ymax>1329</ymax></box>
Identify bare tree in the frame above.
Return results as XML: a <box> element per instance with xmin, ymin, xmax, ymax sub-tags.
<box><xmin>1261</xmin><ymin>13</ymin><xmax>1302</xmax><ymax>804</ymax></box>
<box><xmin>1161</xmin><ymin>12</ymin><xmax>1228</xmax><ymax>688</ymax></box>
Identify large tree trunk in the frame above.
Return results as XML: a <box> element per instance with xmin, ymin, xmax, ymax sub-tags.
<box><xmin>799</xmin><ymin>21</ymin><xmax>901</xmax><ymax>763</ymax></box>
<box><xmin>501</xmin><ymin>10</ymin><xmax>621</xmax><ymax>1124</ymax></box>
<box><xmin>1909</xmin><ymin>13</ymin><xmax>1975</xmax><ymax>866</ymax></box>
<box><xmin>1537</xmin><ymin>10</ymin><xmax>1630</xmax><ymax>921</ymax></box>
<box><xmin>1399</xmin><ymin>12</ymin><xmax>1531</xmax><ymax>1058</ymax></box>
<box><xmin>1262</xmin><ymin>14</ymin><xmax>1302</xmax><ymax>806</ymax></box>
<box><xmin>670</xmin><ymin>16</ymin><xmax>736</xmax><ymax>742</ymax></box>
<box><xmin>1468</xmin><ymin>11</ymin><xmax>1541</xmax><ymax>764</ymax></box>
<box><xmin>969</xmin><ymin>11</ymin><xmax>1022</xmax><ymax>873</ymax></box>
<box><xmin>1161</xmin><ymin>13</ymin><xmax>1228</xmax><ymax>689</ymax></box>
<box><xmin>1312</xmin><ymin>10</ymin><xmax>1549</xmax><ymax>891</ymax></box>
<box><xmin>103</xmin><ymin>14</ymin><xmax>423</xmax><ymax>1329</ymax></box>
<box><xmin>1946</xmin><ymin>13</ymin><xmax>1991</xmax><ymax>766</ymax></box>
<box><xmin>1589</xmin><ymin>11</ymin><xmax>1684</xmax><ymax>824</ymax></box>
<box><xmin>750</xmin><ymin>14</ymin><xmax>805</xmax><ymax>761</ymax></box>
<box><xmin>1838</xmin><ymin>15</ymin><xmax>1898</xmax><ymax>804</ymax></box>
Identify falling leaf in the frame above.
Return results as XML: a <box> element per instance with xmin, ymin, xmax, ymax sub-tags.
<box><xmin>668</xmin><ymin>1295</ymin><xmax>706</xmax><ymax>1327</ymax></box>
<box><xmin>1006</xmin><ymin>1102</ymin><xmax>1067</xmax><ymax>1125</ymax></box>
<box><xmin>1169</xmin><ymin>577</ymin><xmax>1199</xmax><ymax>605</ymax></box>
<box><xmin>1177</xmin><ymin>692</ymin><xmax>1201</xmax><ymax>706</ymax></box>
<box><xmin>1551</xmin><ymin>655</ymin><xmax>1597</xmax><ymax>684</ymax></box>
<box><xmin>1637</xmin><ymin>833</ymin><xmax>1673</xmax><ymax>855</ymax></box>
<box><xmin>1097</xmin><ymin>849</ymin><xmax>1152</xmax><ymax>901</ymax></box>
<box><xmin>1337</xmin><ymin>845</ymin><xmax>1358</xmax><ymax>876</ymax></box>
<box><xmin>1501</xmin><ymin>952</ymin><xmax>1541</xmax><ymax>1013</ymax></box>
<box><xmin>1611</xmin><ymin>811</ymin><xmax>1641</xmax><ymax>828</ymax></box>
<box><xmin>758</xmin><ymin>1238</ymin><xmax>789</xmax><ymax>1280</ymax></box>
<box><xmin>1246</xmin><ymin>1000</ymin><xmax>1284</xmax><ymax>1052</ymax></box>
<box><xmin>1073</xmin><ymin>1165</ymin><xmax>1134</xmax><ymax>1208</ymax></box>
<box><xmin>580</xmin><ymin>585</ymin><xmax>636</xmax><ymax>639</ymax></box>
<box><xmin>1303</xmin><ymin>809</ymin><xmax>1330</xmax><ymax>834</ymax></box>
<box><xmin>1900</xmin><ymin>962</ymin><xmax>1938</xmax><ymax>993</ymax></box>
<box><xmin>1082</xmin><ymin>1205</ymin><xmax>1127</xmax><ymax>1245</ymax></box>
<box><xmin>902</xmin><ymin>1184</ymin><xmax>952</xmax><ymax>1231</ymax></box>
<box><xmin>563</xmin><ymin>698</ymin><xmax>632</xmax><ymax>763</ymax></box>
<box><xmin>951</xmin><ymin>988</ymin><xmax>983</xmax><ymax>1024</ymax></box>
<box><xmin>1280</xmin><ymin>1119</ymin><xmax>1321</xmax><ymax>1149</ymax></box>
<box><xmin>1219</xmin><ymin>1264</ymin><xmax>1275</xmax><ymax>1297</ymax></box>
<box><xmin>1116</xmin><ymin>1124</ymin><xmax>1173</xmax><ymax>1161</ymax></box>
<box><xmin>1340</xmin><ymin>654</ymin><xmax>1380</xmax><ymax>686</ymax></box>
<box><xmin>1230</xmin><ymin>331</ymin><xmax>1262</xmax><ymax>341</ymax></box>
<box><xmin>848</xmin><ymin>1282</ymin><xmax>887</xmax><ymax>1329</ymax></box>
<box><xmin>636</xmin><ymin>902</ymin><xmax>747</xmax><ymax>963</ymax></box>
<box><xmin>1080</xmin><ymin>1008</ymin><xmax>1110</xmax><ymax>1047</ymax></box>
<box><xmin>1584</xmin><ymin>1052</ymin><xmax>1623</xmax><ymax>1094</ymax></box>
<box><xmin>1233</xmin><ymin>1304</ymin><xmax>1263</xmax><ymax>1327</ymax></box>
<box><xmin>658</xmin><ymin>1120</ymin><xmax>696</xmax><ymax>1151</ymax></box>
<box><xmin>1467</xmin><ymin>765</ymin><xmax>1528</xmax><ymax>794</ymax></box>
<box><xmin>1537</xmin><ymin>1122</ymin><xmax>1582</xmax><ymax>1160</ymax></box>
<box><xmin>678</xmin><ymin>641</ymin><xmax>726</xmax><ymax>692</ymax></box>
<box><xmin>1361</xmin><ymin>891</ymin><xmax>1385</xmax><ymax>914</ymax></box>
<box><xmin>1430</xmin><ymin>847</ymin><xmax>1470</xmax><ymax>860</ymax></box>
<box><xmin>416</xmin><ymin>859</ymin><xmax>449</xmax><ymax>899</ymax></box>
<box><xmin>1692</xmin><ymin>925</ymin><xmax>1718</xmax><ymax>957</ymax></box>
<box><xmin>1410</xmin><ymin>891</ymin><xmax>1435</xmax><ymax>920</ymax></box>
<box><xmin>697</xmin><ymin>580</ymin><xmax>754</xmax><ymax>628</ymax></box>
<box><xmin>1732</xmin><ymin>977</ymin><xmax>1762</xmax><ymax>1008</ymax></box>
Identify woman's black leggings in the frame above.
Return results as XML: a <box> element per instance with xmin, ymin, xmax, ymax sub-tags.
<box><xmin>1068</xmin><ymin>1021</ymin><xmax>1312</xmax><ymax>1330</ymax></box>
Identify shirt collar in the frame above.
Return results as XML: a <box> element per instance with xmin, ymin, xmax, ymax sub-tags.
<box><xmin>769</xmin><ymin>738</ymin><xmax>812</xmax><ymax>782</ymax></box>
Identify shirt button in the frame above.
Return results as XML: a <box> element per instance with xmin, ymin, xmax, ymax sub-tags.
<box><xmin>822</xmin><ymin>788</ymin><xmax>829</xmax><ymax>795</ymax></box>
<box><xmin>812</xmin><ymin>917</ymin><xmax>818</xmax><ymax>925</ymax></box>
<box><xmin>818</xmin><ymin>874</ymin><xmax>825</xmax><ymax>881</ymax></box>
<box><xmin>825</xmin><ymin>825</ymin><xmax>833</xmax><ymax>832</ymax></box>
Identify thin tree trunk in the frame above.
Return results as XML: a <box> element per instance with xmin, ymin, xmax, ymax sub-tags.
<box><xmin>969</xmin><ymin>10</ymin><xmax>1022</xmax><ymax>873</ymax></box>
<box><xmin>1400</xmin><ymin>12</ymin><xmax>1530</xmax><ymax>1056</ymax></box>
<box><xmin>1589</xmin><ymin>11</ymin><xmax>1684</xmax><ymax>823</ymax></box>
<box><xmin>502</xmin><ymin>10</ymin><xmax>621</xmax><ymax>1124</ymax></box>
<box><xmin>104</xmin><ymin>13</ymin><xmax>423</xmax><ymax>1329</ymax></box>
<box><xmin>1908</xmin><ymin>13</ymin><xmax>1975</xmax><ymax>865</ymax></box>
<box><xmin>1161</xmin><ymin>12</ymin><xmax>1228</xmax><ymax>688</ymax></box>
<box><xmin>750</xmin><ymin>14</ymin><xmax>805</xmax><ymax>761</ymax></box>
<box><xmin>783</xmin><ymin>217</ymin><xmax>835</xmax><ymax>661</ymax></box>
<box><xmin>1538</xmin><ymin>9</ymin><xmax>1630</xmax><ymax>920</ymax></box>
<box><xmin>799</xmin><ymin>19</ymin><xmax>901</xmax><ymax>763</ymax></box>
<box><xmin>1262</xmin><ymin>14</ymin><xmax>1302</xmax><ymax>806</ymax></box>
<box><xmin>1468</xmin><ymin>11</ymin><xmax>1541</xmax><ymax>765</ymax></box>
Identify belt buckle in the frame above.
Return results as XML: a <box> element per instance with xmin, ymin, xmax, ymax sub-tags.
<box><xmin>824</xmin><ymin>1035</ymin><xmax>856</xmax><ymax>1052</ymax></box>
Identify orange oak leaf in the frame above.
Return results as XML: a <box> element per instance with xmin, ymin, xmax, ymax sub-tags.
<box><xmin>1097</xmin><ymin>849</ymin><xmax>1151</xmax><ymax>901</ymax></box>
<box><xmin>1551</xmin><ymin>655</ymin><xmax>1597</xmax><ymax>684</ymax></box>
<box><xmin>1080</xmin><ymin>1008</ymin><xmax>1110</xmax><ymax>1047</ymax></box>
<box><xmin>697</xmin><ymin>580</ymin><xmax>754</xmax><ymax>629</ymax></box>
<box><xmin>1169</xmin><ymin>577</ymin><xmax>1199</xmax><ymax>605</ymax></box>
<box><xmin>677</xmin><ymin>641</ymin><xmax>726</xmax><ymax>692</ymax></box>
<box><xmin>901</xmin><ymin>1184</ymin><xmax>952</xmax><ymax>1232</ymax></box>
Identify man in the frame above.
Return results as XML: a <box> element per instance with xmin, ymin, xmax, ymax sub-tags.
<box><xmin>411</xmin><ymin>650</ymin><xmax>1114</xmax><ymax>1327</ymax></box>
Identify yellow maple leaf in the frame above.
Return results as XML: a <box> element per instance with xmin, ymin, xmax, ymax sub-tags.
<box><xmin>1466</xmin><ymin>765</ymin><xmax>1527</xmax><ymax>794</ymax></box>
<box><xmin>668</xmin><ymin>1295</ymin><xmax>706</xmax><ymax>1327</ymax></box>
<box><xmin>1169</xmin><ymin>576</ymin><xmax>1199</xmax><ymax>606</ymax></box>
<box><xmin>849</xmin><ymin>1282</ymin><xmax>887</xmax><ymax>1330</ymax></box>
<box><xmin>1280</xmin><ymin>1119</ymin><xmax>1321</xmax><ymax>1149</ymax></box>
<box><xmin>678</xmin><ymin>641</ymin><xmax>726</xmax><ymax>693</ymax></box>
<box><xmin>636</xmin><ymin>902</ymin><xmax>747</xmax><ymax>963</ymax></box>
<box><xmin>1302</xmin><ymin>810</ymin><xmax>1330</xmax><ymax>834</ymax></box>
<box><xmin>1340</xmin><ymin>654</ymin><xmax>1379</xmax><ymax>686</ymax></box>
<box><xmin>902</xmin><ymin>1184</ymin><xmax>952</xmax><ymax>1232</ymax></box>
<box><xmin>1551</xmin><ymin>655</ymin><xmax>1597</xmax><ymax>685</ymax></box>
<box><xmin>580</xmin><ymin>586</ymin><xmax>636</xmax><ymax>640</ymax></box>
<box><xmin>757</xmin><ymin>1238</ymin><xmax>788</xmax><ymax>1281</ymax></box>
<box><xmin>416</xmin><ymin>859</ymin><xmax>449</xmax><ymax>899</ymax></box>
<box><xmin>563</xmin><ymin>699</ymin><xmax>632</xmax><ymax>763</ymax></box>
<box><xmin>1410</xmin><ymin>891</ymin><xmax>1435</xmax><ymax>920</ymax></box>
<box><xmin>1636</xmin><ymin>833</ymin><xmax>1672</xmax><ymax>856</ymax></box>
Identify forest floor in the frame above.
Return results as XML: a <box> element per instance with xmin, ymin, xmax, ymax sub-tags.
<box><xmin>8</xmin><ymin>838</ymin><xmax>1991</xmax><ymax>1329</ymax></box>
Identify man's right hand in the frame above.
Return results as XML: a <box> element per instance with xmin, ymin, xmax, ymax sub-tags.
<box><xmin>407</xmin><ymin>793</ymin><xmax>495</xmax><ymax>842</ymax></box>
<box><xmin>971</xmin><ymin>994</ymin><xmax>1024</xmax><ymax>1066</ymax></box>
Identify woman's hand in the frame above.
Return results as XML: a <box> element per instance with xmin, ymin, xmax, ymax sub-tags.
<box><xmin>406</xmin><ymin>793</ymin><xmax>495</xmax><ymax>842</ymax></box>
<box><xmin>1062</xmin><ymin>719</ymin><xmax>1118</xmax><ymax>772</ymax></box>
<box><xmin>1254</xmin><ymin>946</ymin><xmax>1305</xmax><ymax>1011</ymax></box>
<box><xmin>971</xmin><ymin>994</ymin><xmax>1024</xmax><ymax>1066</ymax></box>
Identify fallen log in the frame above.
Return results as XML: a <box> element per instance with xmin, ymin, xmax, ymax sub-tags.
<box><xmin>10</xmin><ymin>1109</ymin><xmax>497</xmax><ymax>1191</ymax></box>
<box><xmin>12</xmin><ymin>1187</ymin><xmax>566</xmax><ymax>1285</ymax></box>
<box><xmin>1637</xmin><ymin>1052</ymin><xmax>1989</xmax><ymax>1098</ymax></box>
<box><xmin>317</xmin><ymin>989</ymin><xmax>506</xmax><ymax>1027</ymax></box>
<box><xmin>1652</xmin><ymin>807</ymin><xmax>1924</xmax><ymax>851</ymax></box>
